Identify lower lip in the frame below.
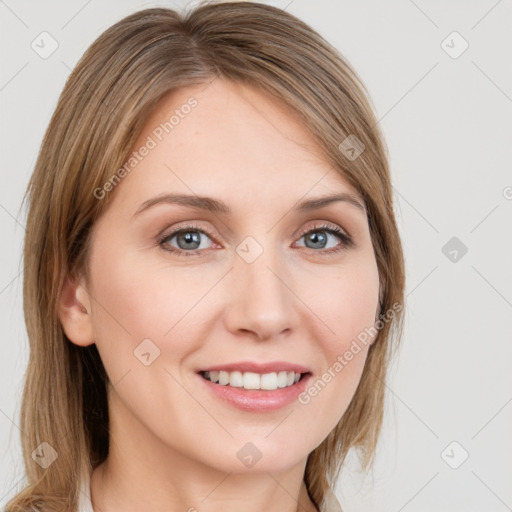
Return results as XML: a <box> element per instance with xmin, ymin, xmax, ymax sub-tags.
<box><xmin>198</xmin><ymin>373</ymin><xmax>312</xmax><ymax>412</ymax></box>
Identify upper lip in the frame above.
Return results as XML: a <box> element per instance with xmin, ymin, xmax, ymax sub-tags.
<box><xmin>197</xmin><ymin>361</ymin><xmax>311</xmax><ymax>374</ymax></box>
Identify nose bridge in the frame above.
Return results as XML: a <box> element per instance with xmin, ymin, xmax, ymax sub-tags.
<box><xmin>226</xmin><ymin>234</ymin><xmax>296</xmax><ymax>340</ymax></box>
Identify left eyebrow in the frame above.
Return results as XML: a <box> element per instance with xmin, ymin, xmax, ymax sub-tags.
<box><xmin>295</xmin><ymin>193</ymin><xmax>366</xmax><ymax>214</ymax></box>
<box><xmin>132</xmin><ymin>192</ymin><xmax>366</xmax><ymax>218</ymax></box>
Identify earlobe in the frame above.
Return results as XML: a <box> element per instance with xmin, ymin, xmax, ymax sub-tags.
<box><xmin>57</xmin><ymin>274</ymin><xmax>95</xmax><ymax>347</ymax></box>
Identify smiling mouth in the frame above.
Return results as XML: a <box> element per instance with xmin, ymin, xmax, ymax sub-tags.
<box><xmin>199</xmin><ymin>370</ymin><xmax>310</xmax><ymax>391</ymax></box>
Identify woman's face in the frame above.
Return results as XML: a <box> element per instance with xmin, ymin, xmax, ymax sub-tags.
<box><xmin>77</xmin><ymin>78</ymin><xmax>380</xmax><ymax>474</ymax></box>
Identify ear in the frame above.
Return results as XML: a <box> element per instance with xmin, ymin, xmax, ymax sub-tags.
<box><xmin>57</xmin><ymin>274</ymin><xmax>95</xmax><ymax>347</ymax></box>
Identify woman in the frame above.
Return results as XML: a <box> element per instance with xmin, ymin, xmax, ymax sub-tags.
<box><xmin>6</xmin><ymin>2</ymin><xmax>405</xmax><ymax>511</ymax></box>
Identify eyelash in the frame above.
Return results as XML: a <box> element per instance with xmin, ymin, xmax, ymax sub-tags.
<box><xmin>157</xmin><ymin>223</ymin><xmax>354</xmax><ymax>257</ymax></box>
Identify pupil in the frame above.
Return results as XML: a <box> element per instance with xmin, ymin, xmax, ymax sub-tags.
<box><xmin>179</xmin><ymin>231</ymin><xmax>200</xmax><ymax>249</ymax></box>
<box><xmin>307</xmin><ymin>232</ymin><xmax>326</xmax><ymax>249</ymax></box>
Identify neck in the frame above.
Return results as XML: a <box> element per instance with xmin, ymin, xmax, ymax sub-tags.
<box><xmin>89</xmin><ymin>389</ymin><xmax>319</xmax><ymax>512</ymax></box>
<box><xmin>91</xmin><ymin>457</ymin><xmax>318</xmax><ymax>512</ymax></box>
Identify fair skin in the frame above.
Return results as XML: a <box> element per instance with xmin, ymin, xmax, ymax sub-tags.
<box><xmin>58</xmin><ymin>78</ymin><xmax>380</xmax><ymax>512</ymax></box>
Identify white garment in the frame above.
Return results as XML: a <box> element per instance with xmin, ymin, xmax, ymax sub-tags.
<box><xmin>78</xmin><ymin>473</ymin><xmax>94</xmax><ymax>512</ymax></box>
<box><xmin>78</xmin><ymin>472</ymin><xmax>342</xmax><ymax>512</ymax></box>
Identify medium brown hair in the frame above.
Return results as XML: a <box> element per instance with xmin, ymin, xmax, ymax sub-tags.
<box><xmin>7</xmin><ymin>2</ymin><xmax>405</xmax><ymax>510</ymax></box>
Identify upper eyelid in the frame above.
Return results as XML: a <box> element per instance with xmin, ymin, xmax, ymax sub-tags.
<box><xmin>159</xmin><ymin>221</ymin><xmax>350</xmax><ymax>246</ymax></box>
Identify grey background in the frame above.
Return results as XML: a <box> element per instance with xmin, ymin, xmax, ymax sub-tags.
<box><xmin>1</xmin><ymin>0</ymin><xmax>511</xmax><ymax>510</ymax></box>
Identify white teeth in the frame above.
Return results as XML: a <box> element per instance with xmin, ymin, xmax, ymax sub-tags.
<box><xmin>230</xmin><ymin>371</ymin><xmax>243</xmax><ymax>387</ymax></box>
<box><xmin>203</xmin><ymin>370</ymin><xmax>303</xmax><ymax>390</ymax></box>
<box><xmin>260</xmin><ymin>372</ymin><xmax>277</xmax><ymax>390</ymax></box>
<box><xmin>277</xmin><ymin>371</ymin><xmax>288</xmax><ymax>388</ymax></box>
<box><xmin>243</xmin><ymin>372</ymin><xmax>260</xmax><ymax>389</ymax></box>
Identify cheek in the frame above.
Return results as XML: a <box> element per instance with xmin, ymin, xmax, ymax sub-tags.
<box><xmin>87</xmin><ymin>240</ymin><xmax>226</xmax><ymax>375</ymax></box>
<box><xmin>303</xmin><ymin>252</ymin><xmax>380</xmax><ymax>351</ymax></box>
<box><xmin>294</xmin><ymin>254</ymin><xmax>379</xmax><ymax>432</ymax></box>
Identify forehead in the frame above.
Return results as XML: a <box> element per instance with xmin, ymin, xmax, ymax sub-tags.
<box><xmin>109</xmin><ymin>78</ymin><xmax>361</xmax><ymax>213</ymax></box>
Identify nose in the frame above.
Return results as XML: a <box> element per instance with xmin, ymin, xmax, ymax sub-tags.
<box><xmin>223</xmin><ymin>243</ymin><xmax>299</xmax><ymax>341</ymax></box>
